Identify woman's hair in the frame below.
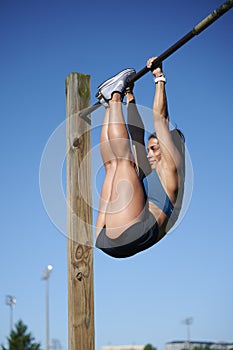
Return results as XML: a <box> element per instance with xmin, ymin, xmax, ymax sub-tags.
<box><xmin>170</xmin><ymin>128</ymin><xmax>185</xmax><ymax>157</ymax></box>
<box><xmin>148</xmin><ymin>128</ymin><xmax>185</xmax><ymax>143</ymax></box>
<box><xmin>148</xmin><ymin>128</ymin><xmax>186</xmax><ymax>176</ymax></box>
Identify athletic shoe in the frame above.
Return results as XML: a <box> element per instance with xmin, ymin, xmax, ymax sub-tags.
<box><xmin>95</xmin><ymin>91</ymin><xmax>109</xmax><ymax>108</ymax></box>
<box><xmin>99</xmin><ymin>96</ymin><xmax>109</xmax><ymax>108</ymax></box>
<box><xmin>97</xmin><ymin>68</ymin><xmax>136</xmax><ymax>101</ymax></box>
<box><xmin>124</xmin><ymin>82</ymin><xmax>134</xmax><ymax>95</ymax></box>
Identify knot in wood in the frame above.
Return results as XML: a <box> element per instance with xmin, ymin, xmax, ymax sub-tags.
<box><xmin>72</xmin><ymin>137</ymin><xmax>80</xmax><ymax>148</ymax></box>
<box><xmin>76</xmin><ymin>245</ymin><xmax>84</xmax><ymax>259</ymax></box>
<box><xmin>76</xmin><ymin>272</ymin><xmax>83</xmax><ymax>281</ymax></box>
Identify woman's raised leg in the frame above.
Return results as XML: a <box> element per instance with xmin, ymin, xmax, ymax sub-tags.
<box><xmin>105</xmin><ymin>93</ymin><xmax>146</xmax><ymax>238</ymax></box>
<box><xmin>95</xmin><ymin>108</ymin><xmax>117</xmax><ymax>237</ymax></box>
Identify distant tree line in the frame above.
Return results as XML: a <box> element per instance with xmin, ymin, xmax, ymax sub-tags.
<box><xmin>182</xmin><ymin>347</ymin><xmax>233</xmax><ymax>350</ymax></box>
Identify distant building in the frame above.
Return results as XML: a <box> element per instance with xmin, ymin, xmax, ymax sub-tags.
<box><xmin>102</xmin><ymin>346</ymin><xmax>144</xmax><ymax>350</ymax></box>
<box><xmin>166</xmin><ymin>341</ymin><xmax>233</xmax><ymax>350</ymax></box>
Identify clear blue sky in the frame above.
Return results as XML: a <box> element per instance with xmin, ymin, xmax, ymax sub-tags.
<box><xmin>1</xmin><ymin>1</ymin><xmax>233</xmax><ymax>350</ymax></box>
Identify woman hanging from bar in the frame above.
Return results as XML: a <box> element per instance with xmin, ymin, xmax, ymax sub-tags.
<box><xmin>95</xmin><ymin>57</ymin><xmax>185</xmax><ymax>258</ymax></box>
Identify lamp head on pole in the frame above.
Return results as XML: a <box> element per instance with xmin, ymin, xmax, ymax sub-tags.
<box><xmin>184</xmin><ymin>317</ymin><xmax>193</xmax><ymax>326</ymax></box>
<box><xmin>47</xmin><ymin>264</ymin><xmax>53</xmax><ymax>271</ymax></box>
<box><xmin>5</xmin><ymin>295</ymin><xmax>16</xmax><ymax>306</ymax></box>
<box><xmin>41</xmin><ymin>265</ymin><xmax>53</xmax><ymax>280</ymax></box>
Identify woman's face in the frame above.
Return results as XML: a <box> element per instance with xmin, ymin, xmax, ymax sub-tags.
<box><xmin>147</xmin><ymin>137</ymin><xmax>161</xmax><ymax>169</ymax></box>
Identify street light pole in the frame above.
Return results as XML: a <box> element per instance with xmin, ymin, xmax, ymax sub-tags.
<box><xmin>5</xmin><ymin>295</ymin><xmax>16</xmax><ymax>333</ymax></box>
<box><xmin>41</xmin><ymin>265</ymin><xmax>53</xmax><ymax>350</ymax></box>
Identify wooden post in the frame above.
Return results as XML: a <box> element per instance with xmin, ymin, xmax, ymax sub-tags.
<box><xmin>66</xmin><ymin>73</ymin><xmax>94</xmax><ymax>350</ymax></box>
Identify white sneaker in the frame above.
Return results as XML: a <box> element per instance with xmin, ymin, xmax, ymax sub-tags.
<box><xmin>97</xmin><ymin>68</ymin><xmax>136</xmax><ymax>101</ymax></box>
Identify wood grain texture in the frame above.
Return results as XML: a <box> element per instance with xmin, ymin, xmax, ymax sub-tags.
<box><xmin>66</xmin><ymin>73</ymin><xmax>94</xmax><ymax>350</ymax></box>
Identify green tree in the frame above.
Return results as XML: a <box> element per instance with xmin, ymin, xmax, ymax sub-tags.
<box><xmin>1</xmin><ymin>320</ymin><xmax>41</xmax><ymax>350</ymax></box>
<box><xmin>193</xmin><ymin>347</ymin><xmax>211</xmax><ymax>350</ymax></box>
<box><xmin>144</xmin><ymin>344</ymin><xmax>157</xmax><ymax>350</ymax></box>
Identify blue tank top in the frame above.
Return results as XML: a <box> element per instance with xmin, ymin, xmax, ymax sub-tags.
<box><xmin>143</xmin><ymin>170</ymin><xmax>174</xmax><ymax>218</ymax></box>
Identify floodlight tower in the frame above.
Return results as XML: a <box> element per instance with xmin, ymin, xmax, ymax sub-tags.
<box><xmin>41</xmin><ymin>265</ymin><xmax>53</xmax><ymax>350</ymax></box>
<box><xmin>183</xmin><ymin>317</ymin><xmax>193</xmax><ymax>350</ymax></box>
<box><xmin>5</xmin><ymin>295</ymin><xmax>16</xmax><ymax>332</ymax></box>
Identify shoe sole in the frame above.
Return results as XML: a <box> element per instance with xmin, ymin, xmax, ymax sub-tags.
<box><xmin>98</xmin><ymin>68</ymin><xmax>135</xmax><ymax>90</ymax></box>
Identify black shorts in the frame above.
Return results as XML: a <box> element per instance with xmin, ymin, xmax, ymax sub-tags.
<box><xmin>95</xmin><ymin>211</ymin><xmax>158</xmax><ymax>258</ymax></box>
